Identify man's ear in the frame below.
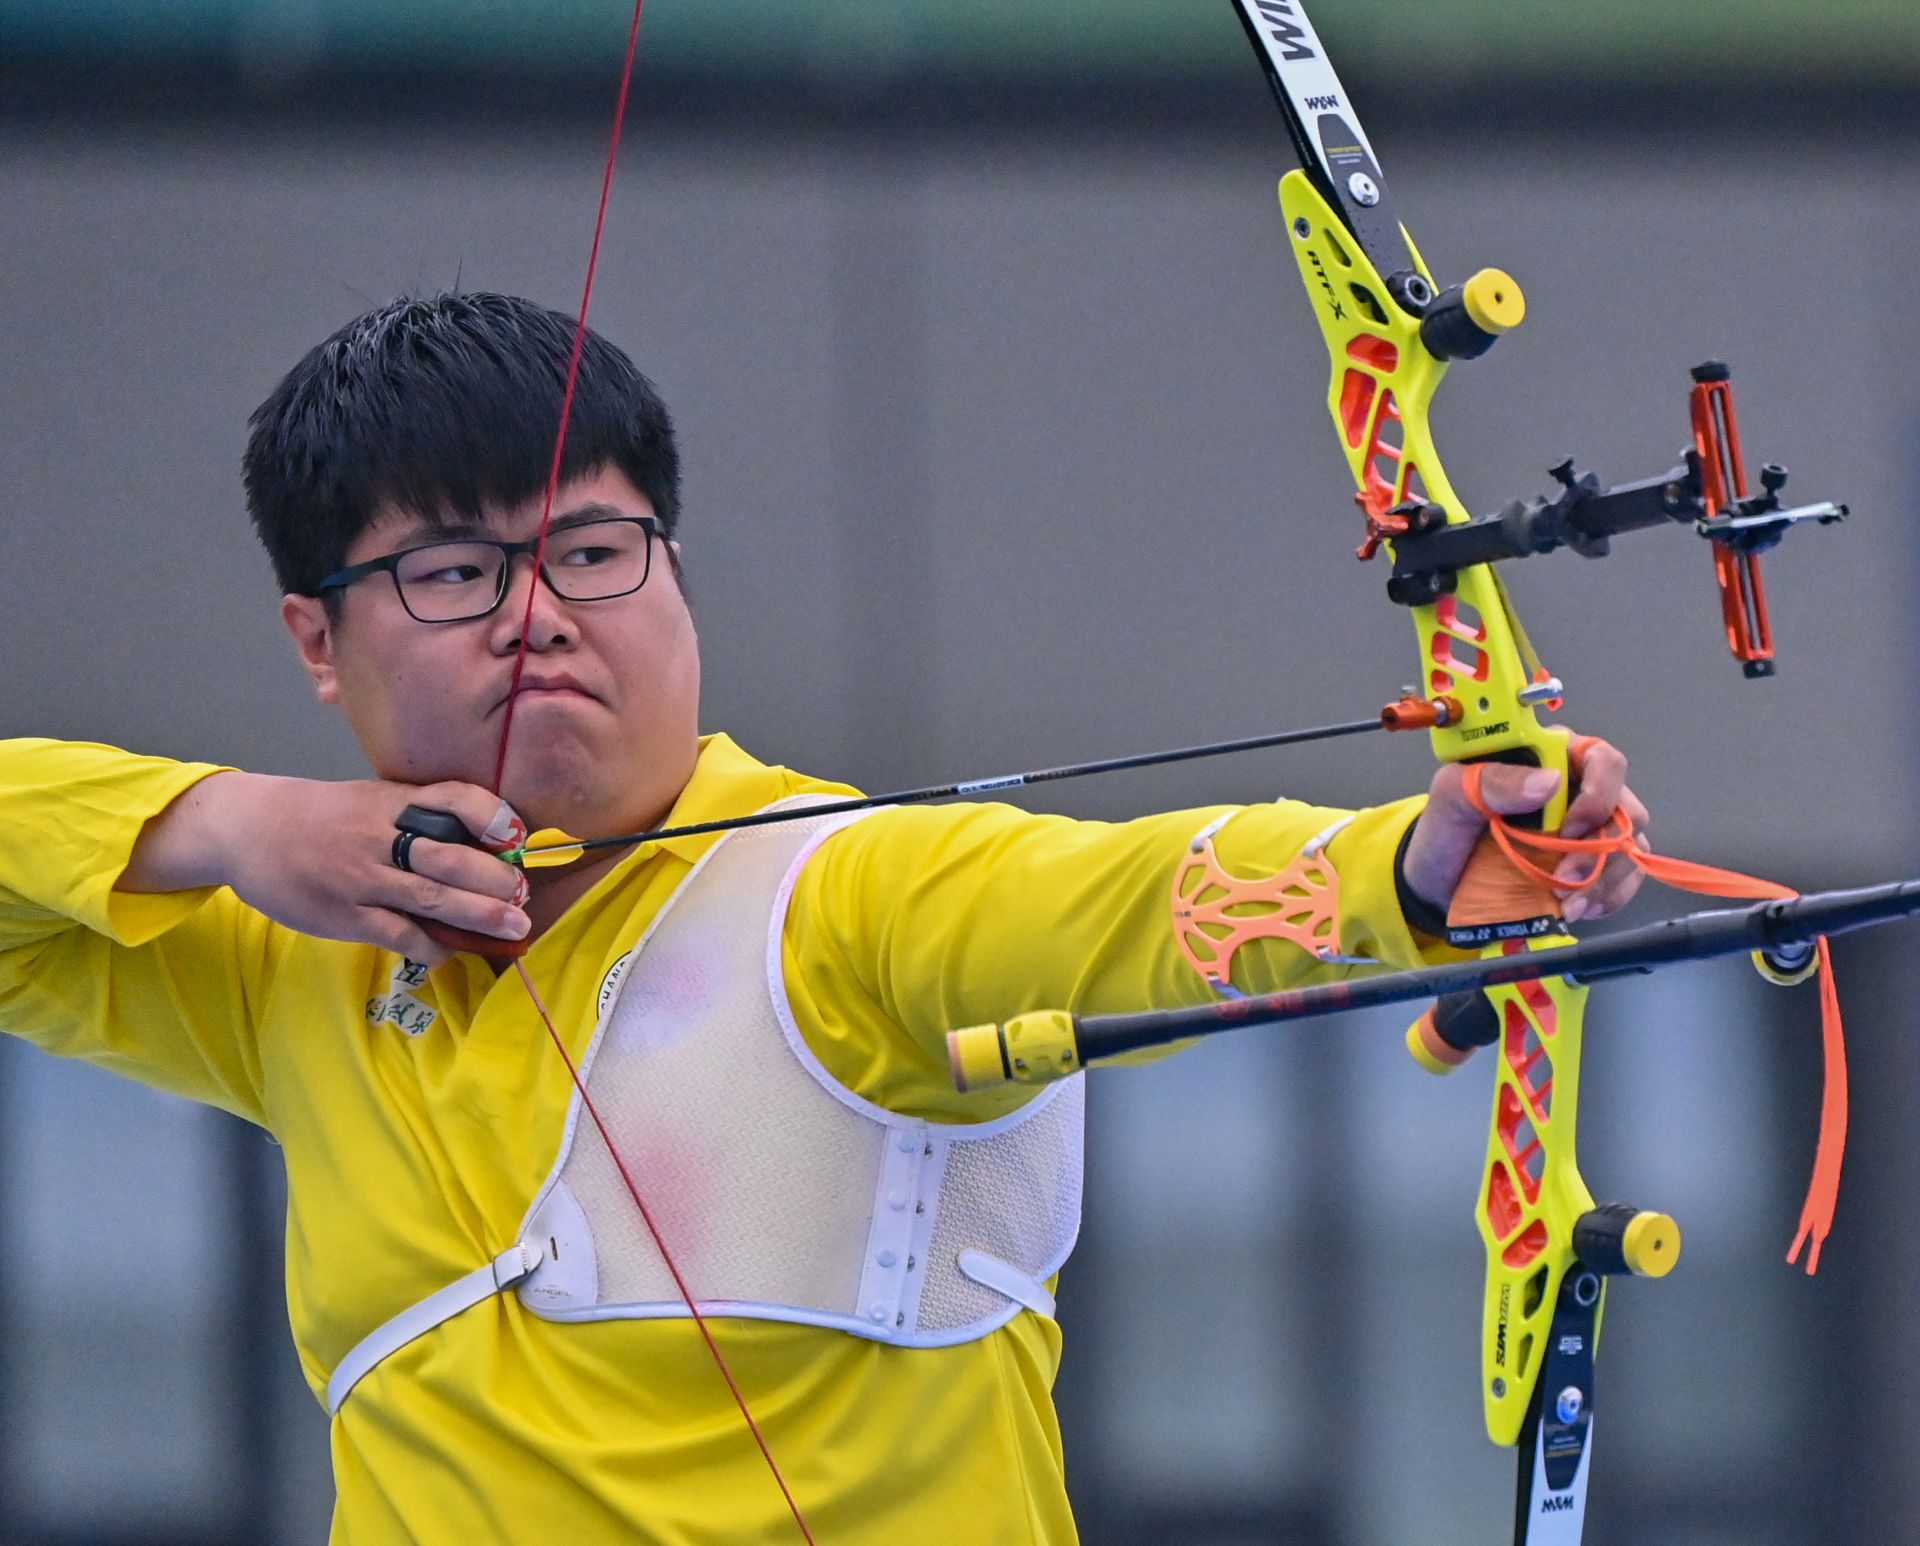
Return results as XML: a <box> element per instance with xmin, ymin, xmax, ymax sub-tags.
<box><xmin>281</xmin><ymin>594</ymin><xmax>343</xmax><ymax>704</ymax></box>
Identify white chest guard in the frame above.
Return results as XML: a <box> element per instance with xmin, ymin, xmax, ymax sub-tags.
<box><xmin>326</xmin><ymin>798</ymin><xmax>1084</xmax><ymax>1414</ymax></box>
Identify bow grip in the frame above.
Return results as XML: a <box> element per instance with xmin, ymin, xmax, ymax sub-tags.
<box><xmin>394</xmin><ymin>804</ymin><xmax>530</xmax><ymax>960</ymax></box>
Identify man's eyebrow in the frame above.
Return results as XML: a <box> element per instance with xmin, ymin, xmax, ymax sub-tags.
<box><xmin>376</xmin><ymin>513</ymin><xmax>485</xmax><ymax>544</ymax></box>
<box><xmin>546</xmin><ymin>501</ymin><xmax>633</xmax><ymax>530</ymax></box>
<box><xmin>384</xmin><ymin>502</ymin><xmax>636</xmax><ymax>545</ymax></box>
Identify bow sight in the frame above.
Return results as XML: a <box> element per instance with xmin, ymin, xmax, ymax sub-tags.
<box><xmin>1368</xmin><ymin>359</ymin><xmax>1848</xmax><ymax>677</ymax></box>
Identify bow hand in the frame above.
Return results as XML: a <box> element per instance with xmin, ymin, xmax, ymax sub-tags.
<box><xmin>1405</xmin><ymin>735</ymin><xmax>1650</xmax><ymax>928</ymax></box>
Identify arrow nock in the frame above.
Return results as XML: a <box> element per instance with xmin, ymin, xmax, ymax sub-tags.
<box><xmin>505</xmin><ymin>828</ymin><xmax>587</xmax><ymax>869</ymax></box>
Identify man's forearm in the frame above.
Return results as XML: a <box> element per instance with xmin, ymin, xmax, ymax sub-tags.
<box><xmin>119</xmin><ymin>770</ymin><xmax>253</xmax><ymax>894</ymax></box>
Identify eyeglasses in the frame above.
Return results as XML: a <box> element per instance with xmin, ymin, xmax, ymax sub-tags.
<box><xmin>316</xmin><ymin>516</ymin><xmax>663</xmax><ymax>623</ymax></box>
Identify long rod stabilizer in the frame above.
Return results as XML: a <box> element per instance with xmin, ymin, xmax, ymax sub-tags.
<box><xmin>947</xmin><ymin>878</ymin><xmax>1920</xmax><ymax>1091</ymax></box>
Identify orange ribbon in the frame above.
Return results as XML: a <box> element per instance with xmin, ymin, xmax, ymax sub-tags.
<box><xmin>1461</xmin><ymin>763</ymin><xmax>1845</xmax><ymax>1273</ymax></box>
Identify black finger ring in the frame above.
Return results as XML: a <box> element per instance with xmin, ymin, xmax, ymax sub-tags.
<box><xmin>392</xmin><ymin>830</ymin><xmax>420</xmax><ymax>874</ymax></box>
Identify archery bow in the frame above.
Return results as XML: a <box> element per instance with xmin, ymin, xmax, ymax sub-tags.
<box><xmin>1226</xmin><ymin>18</ymin><xmax>1626</xmax><ymax>1530</ymax></box>
<box><xmin>938</xmin><ymin>2</ymin><xmax>1851</xmax><ymax>1541</ymax></box>
<box><xmin>1233</xmin><ymin>13</ymin><xmax>1849</xmax><ymax>1537</ymax></box>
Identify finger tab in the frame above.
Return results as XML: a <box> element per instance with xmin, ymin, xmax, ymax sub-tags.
<box><xmin>483</xmin><ymin>802</ymin><xmax>528</xmax><ymax>852</ymax></box>
<box><xmin>417</xmin><ymin>916</ymin><xmax>531</xmax><ymax>960</ymax></box>
<box><xmin>396</xmin><ymin>805</ymin><xmax>471</xmax><ymax>844</ymax></box>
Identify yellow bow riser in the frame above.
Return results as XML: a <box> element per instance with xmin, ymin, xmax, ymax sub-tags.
<box><xmin>1276</xmin><ymin>170</ymin><xmax>1561</xmax><ymax>796</ymax></box>
<box><xmin>1472</xmin><ymin>969</ymin><xmax>1596</xmax><ymax>1444</ymax></box>
<box><xmin>1280</xmin><ymin>166</ymin><xmax>1618</xmax><ymax>1449</ymax></box>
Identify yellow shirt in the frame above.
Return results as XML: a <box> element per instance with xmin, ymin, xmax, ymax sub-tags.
<box><xmin>0</xmin><ymin>733</ymin><xmax>1429</xmax><ymax>1544</ymax></box>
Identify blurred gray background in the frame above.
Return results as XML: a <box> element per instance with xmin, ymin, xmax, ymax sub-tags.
<box><xmin>2</xmin><ymin>2</ymin><xmax>1916</xmax><ymax>1543</ymax></box>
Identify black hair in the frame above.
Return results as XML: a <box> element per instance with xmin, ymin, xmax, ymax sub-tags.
<box><xmin>243</xmin><ymin>292</ymin><xmax>681</xmax><ymax>597</ymax></box>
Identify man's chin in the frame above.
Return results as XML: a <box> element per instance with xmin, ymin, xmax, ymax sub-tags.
<box><xmin>496</xmin><ymin>745</ymin><xmax>617</xmax><ymax>833</ymax></box>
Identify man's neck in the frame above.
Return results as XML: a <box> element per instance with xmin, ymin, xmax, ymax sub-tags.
<box><xmin>522</xmin><ymin>844</ymin><xmax>636</xmax><ymax>941</ymax></box>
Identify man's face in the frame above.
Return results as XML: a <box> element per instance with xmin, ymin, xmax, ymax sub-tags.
<box><xmin>281</xmin><ymin>466</ymin><xmax>700</xmax><ymax>835</ymax></box>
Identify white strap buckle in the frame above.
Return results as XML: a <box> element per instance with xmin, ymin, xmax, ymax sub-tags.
<box><xmin>326</xmin><ymin>1241</ymin><xmax>544</xmax><ymax>1415</ymax></box>
<box><xmin>957</xmin><ymin>1248</ymin><xmax>1056</xmax><ymax>1319</ymax></box>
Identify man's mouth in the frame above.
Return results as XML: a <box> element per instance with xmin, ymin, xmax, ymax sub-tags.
<box><xmin>499</xmin><ymin>673</ymin><xmax>597</xmax><ymax>710</ymax></box>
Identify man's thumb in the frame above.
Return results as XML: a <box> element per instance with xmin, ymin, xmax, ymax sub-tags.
<box><xmin>1471</xmin><ymin>765</ymin><xmax>1562</xmax><ymax>816</ymax></box>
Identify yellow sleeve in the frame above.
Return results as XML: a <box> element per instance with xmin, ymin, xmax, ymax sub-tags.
<box><xmin>0</xmin><ymin>739</ymin><xmax>271</xmax><ymax>1124</ymax></box>
<box><xmin>781</xmin><ymin>793</ymin><xmax>1431</xmax><ymax>1122</ymax></box>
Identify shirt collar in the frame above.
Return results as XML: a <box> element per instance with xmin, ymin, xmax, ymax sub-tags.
<box><xmin>643</xmin><ymin>731</ymin><xmax>795</xmax><ymax>864</ymax></box>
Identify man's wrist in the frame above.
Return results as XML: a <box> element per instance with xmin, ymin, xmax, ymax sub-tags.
<box><xmin>1393</xmin><ymin>816</ymin><xmax>1450</xmax><ymax>939</ymax></box>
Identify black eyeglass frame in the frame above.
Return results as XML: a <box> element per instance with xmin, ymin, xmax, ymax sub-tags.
<box><xmin>314</xmin><ymin>515</ymin><xmax>665</xmax><ymax>623</ymax></box>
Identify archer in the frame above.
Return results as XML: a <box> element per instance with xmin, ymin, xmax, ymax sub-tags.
<box><xmin>0</xmin><ymin>291</ymin><xmax>1650</xmax><ymax>1543</ymax></box>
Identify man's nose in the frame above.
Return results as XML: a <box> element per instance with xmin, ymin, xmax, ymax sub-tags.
<box><xmin>491</xmin><ymin>555</ymin><xmax>574</xmax><ymax>650</ymax></box>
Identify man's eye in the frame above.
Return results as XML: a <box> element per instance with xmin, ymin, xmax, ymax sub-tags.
<box><xmin>558</xmin><ymin>546</ymin><xmax>617</xmax><ymax>568</ymax></box>
<box><xmin>417</xmin><ymin>563</ymin><xmax>488</xmax><ymax>586</ymax></box>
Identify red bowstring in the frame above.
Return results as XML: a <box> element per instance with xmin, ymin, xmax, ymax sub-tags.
<box><xmin>510</xmin><ymin>963</ymin><xmax>818</xmax><ymax>1539</ymax></box>
<box><xmin>489</xmin><ymin>3</ymin><xmax>817</xmax><ymax>1538</ymax></box>
<box><xmin>1462</xmin><ymin>766</ymin><xmax>1847</xmax><ymax>1274</ymax></box>
<box><xmin>490</xmin><ymin>0</ymin><xmax>642</xmax><ymax>793</ymax></box>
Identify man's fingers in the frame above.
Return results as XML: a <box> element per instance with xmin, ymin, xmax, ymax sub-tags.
<box><xmin>386</xmin><ymin>868</ymin><xmax>531</xmax><ymax>942</ymax></box>
<box><xmin>1564</xmin><ymin>855</ymin><xmax>1648</xmax><ymax>922</ymax></box>
<box><xmin>1552</xmin><ymin>853</ymin><xmax>1597</xmax><ymax>889</ymax></box>
<box><xmin>1412</xmin><ymin>733</ymin><xmax>1653</xmax><ymax>927</ymax></box>
<box><xmin>412</xmin><ymin>782</ymin><xmax>528</xmax><ymax>853</ymax></box>
<box><xmin>1533</xmin><ymin>737</ymin><xmax>1646</xmax><ymax>919</ymax></box>
<box><xmin>357</xmin><ymin>907</ymin><xmax>452</xmax><ymax>966</ymax></box>
<box><xmin>1562</xmin><ymin>739</ymin><xmax>1628</xmax><ymax>838</ymax></box>
<box><xmin>401</xmin><ymin>836</ymin><xmax>529</xmax><ymax>904</ymax></box>
<box><xmin>1595</xmin><ymin>856</ymin><xmax>1648</xmax><ymax>911</ymax></box>
<box><xmin>369</xmin><ymin>783</ymin><xmax>532</xmax><ymax>950</ymax></box>
<box><xmin>1619</xmin><ymin>787</ymin><xmax>1651</xmax><ymax>846</ymax></box>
